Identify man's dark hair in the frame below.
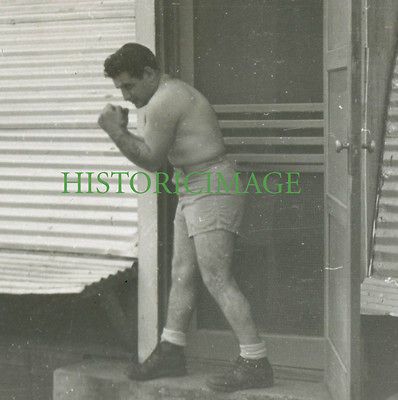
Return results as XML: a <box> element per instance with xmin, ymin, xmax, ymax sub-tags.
<box><xmin>104</xmin><ymin>43</ymin><xmax>159</xmax><ymax>79</ymax></box>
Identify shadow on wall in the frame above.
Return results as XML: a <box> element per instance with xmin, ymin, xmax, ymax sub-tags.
<box><xmin>0</xmin><ymin>269</ymin><xmax>137</xmax><ymax>351</ymax></box>
<box><xmin>362</xmin><ymin>316</ymin><xmax>398</xmax><ymax>400</ymax></box>
<box><xmin>0</xmin><ymin>270</ymin><xmax>137</xmax><ymax>400</ymax></box>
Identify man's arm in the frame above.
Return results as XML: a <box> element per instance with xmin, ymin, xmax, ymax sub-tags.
<box><xmin>110</xmin><ymin>127</ymin><xmax>156</xmax><ymax>171</ymax></box>
<box><xmin>98</xmin><ymin>92</ymin><xmax>180</xmax><ymax>171</ymax></box>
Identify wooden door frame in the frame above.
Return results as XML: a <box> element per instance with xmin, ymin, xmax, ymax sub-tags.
<box><xmin>135</xmin><ymin>0</ymin><xmax>183</xmax><ymax>363</ymax></box>
<box><xmin>360</xmin><ymin>0</ymin><xmax>371</xmax><ymax>282</ymax></box>
<box><xmin>136</xmin><ymin>0</ymin><xmax>162</xmax><ymax>362</ymax></box>
<box><xmin>141</xmin><ymin>0</ymin><xmax>363</xmax><ymax>386</ymax></box>
<box><xmin>348</xmin><ymin>5</ymin><xmax>362</xmax><ymax>398</ymax></box>
<box><xmin>323</xmin><ymin>0</ymin><xmax>362</xmax><ymax>398</ymax></box>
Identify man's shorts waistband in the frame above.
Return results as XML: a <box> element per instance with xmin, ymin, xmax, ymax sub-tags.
<box><xmin>174</xmin><ymin>153</ymin><xmax>228</xmax><ymax>175</ymax></box>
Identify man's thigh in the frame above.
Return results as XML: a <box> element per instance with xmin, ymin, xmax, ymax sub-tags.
<box><xmin>193</xmin><ymin>229</ymin><xmax>235</xmax><ymax>275</ymax></box>
<box><xmin>172</xmin><ymin>201</ymin><xmax>198</xmax><ymax>274</ymax></box>
<box><xmin>177</xmin><ymin>193</ymin><xmax>245</xmax><ymax>277</ymax></box>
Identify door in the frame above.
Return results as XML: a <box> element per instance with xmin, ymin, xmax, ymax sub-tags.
<box><xmin>167</xmin><ymin>0</ymin><xmax>327</xmax><ymax>378</ymax></box>
<box><xmin>324</xmin><ymin>0</ymin><xmax>362</xmax><ymax>398</ymax></box>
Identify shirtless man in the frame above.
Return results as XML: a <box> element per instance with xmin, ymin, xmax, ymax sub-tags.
<box><xmin>98</xmin><ymin>43</ymin><xmax>274</xmax><ymax>392</ymax></box>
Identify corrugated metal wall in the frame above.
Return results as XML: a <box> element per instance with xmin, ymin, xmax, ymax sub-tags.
<box><xmin>373</xmin><ymin>49</ymin><xmax>398</xmax><ymax>280</ymax></box>
<box><xmin>361</xmin><ymin>44</ymin><xmax>398</xmax><ymax>316</ymax></box>
<box><xmin>0</xmin><ymin>0</ymin><xmax>139</xmax><ymax>293</ymax></box>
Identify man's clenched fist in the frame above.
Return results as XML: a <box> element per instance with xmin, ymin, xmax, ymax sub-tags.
<box><xmin>98</xmin><ymin>104</ymin><xmax>129</xmax><ymax>138</ymax></box>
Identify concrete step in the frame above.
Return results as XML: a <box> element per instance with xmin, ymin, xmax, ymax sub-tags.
<box><xmin>54</xmin><ymin>359</ymin><xmax>332</xmax><ymax>400</ymax></box>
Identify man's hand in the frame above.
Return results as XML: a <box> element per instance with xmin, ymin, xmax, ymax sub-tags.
<box><xmin>98</xmin><ymin>104</ymin><xmax>129</xmax><ymax>139</ymax></box>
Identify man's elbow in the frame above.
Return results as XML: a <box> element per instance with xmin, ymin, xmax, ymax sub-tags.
<box><xmin>144</xmin><ymin>159</ymin><xmax>163</xmax><ymax>172</ymax></box>
<box><xmin>129</xmin><ymin>154</ymin><xmax>162</xmax><ymax>172</ymax></box>
<box><xmin>145</xmin><ymin>164</ymin><xmax>160</xmax><ymax>173</ymax></box>
<box><xmin>145</xmin><ymin>154</ymin><xmax>167</xmax><ymax>172</ymax></box>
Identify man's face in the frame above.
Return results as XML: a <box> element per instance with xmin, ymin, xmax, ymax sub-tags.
<box><xmin>112</xmin><ymin>70</ymin><xmax>154</xmax><ymax>109</ymax></box>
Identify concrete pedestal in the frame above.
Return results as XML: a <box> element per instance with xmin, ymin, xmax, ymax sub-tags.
<box><xmin>54</xmin><ymin>360</ymin><xmax>331</xmax><ymax>400</ymax></box>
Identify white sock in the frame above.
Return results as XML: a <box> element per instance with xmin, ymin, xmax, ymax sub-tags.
<box><xmin>160</xmin><ymin>328</ymin><xmax>187</xmax><ymax>347</ymax></box>
<box><xmin>240</xmin><ymin>342</ymin><xmax>267</xmax><ymax>360</ymax></box>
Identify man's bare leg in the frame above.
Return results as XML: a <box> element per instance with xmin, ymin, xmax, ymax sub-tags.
<box><xmin>126</xmin><ymin>212</ymin><xmax>196</xmax><ymax>380</ymax></box>
<box><xmin>193</xmin><ymin>229</ymin><xmax>260</xmax><ymax>344</ymax></box>
<box><xmin>193</xmin><ymin>229</ymin><xmax>273</xmax><ymax>392</ymax></box>
<box><xmin>160</xmin><ymin>206</ymin><xmax>199</xmax><ymax>346</ymax></box>
<box><xmin>164</xmin><ymin>227</ymin><xmax>199</xmax><ymax>334</ymax></box>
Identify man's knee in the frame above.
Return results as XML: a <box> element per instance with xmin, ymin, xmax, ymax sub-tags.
<box><xmin>194</xmin><ymin>229</ymin><xmax>234</xmax><ymax>266</ymax></box>
<box><xmin>201</xmin><ymin>268</ymin><xmax>230</xmax><ymax>297</ymax></box>
<box><xmin>171</xmin><ymin>257</ymin><xmax>197</xmax><ymax>287</ymax></box>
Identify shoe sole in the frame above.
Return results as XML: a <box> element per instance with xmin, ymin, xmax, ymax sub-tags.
<box><xmin>126</xmin><ymin>368</ymin><xmax>187</xmax><ymax>381</ymax></box>
<box><xmin>206</xmin><ymin>380</ymin><xmax>274</xmax><ymax>393</ymax></box>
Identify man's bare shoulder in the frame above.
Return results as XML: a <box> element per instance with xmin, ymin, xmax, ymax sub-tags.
<box><xmin>146</xmin><ymin>78</ymin><xmax>196</xmax><ymax>116</ymax></box>
<box><xmin>157</xmin><ymin>77</ymin><xmax>193</xmax><ymax>98</ymax></box>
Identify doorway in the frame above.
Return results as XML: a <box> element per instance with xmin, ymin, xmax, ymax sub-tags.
<box><xmin>164</xmin><ymin>0</ymin><xmax>325</xmax><ymax>377</ymax></box>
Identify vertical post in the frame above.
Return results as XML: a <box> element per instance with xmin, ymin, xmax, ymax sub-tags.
<box><xmin>349</xmin><ymin>2</ymin><xmax>363</xmax><ymax>397</ymax></box>
<box><xmin>135</xmin><ymin>0</ymin><xmax>158</xmax><ymax>362</ymax></box>
<box><xmin>179</xmin><ymin>0</ymin><xmax>194</xmax><ymax>85</ymax></box>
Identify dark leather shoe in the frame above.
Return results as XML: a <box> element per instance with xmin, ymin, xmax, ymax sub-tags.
<box><xmin>125</xmin><ymin>341</ymin><xmax>187</xmax><ymax>381</ymax></box>
<box><xmin>206</xmin><ymin>356</ymin><xmax>274</xmax><ymax>392</ymax></box>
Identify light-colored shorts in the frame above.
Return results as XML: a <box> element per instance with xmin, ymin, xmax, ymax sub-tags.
<box><xmin>173</xmin><ymin>155</ymin><xmax>246</xmax><ymax>237</ymax></box>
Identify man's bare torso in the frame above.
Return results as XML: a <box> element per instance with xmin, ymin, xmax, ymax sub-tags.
<box><xmin>143</xmin><ymin>75</ymin><xmax>226</xmax><ymax>168</ymax></box>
